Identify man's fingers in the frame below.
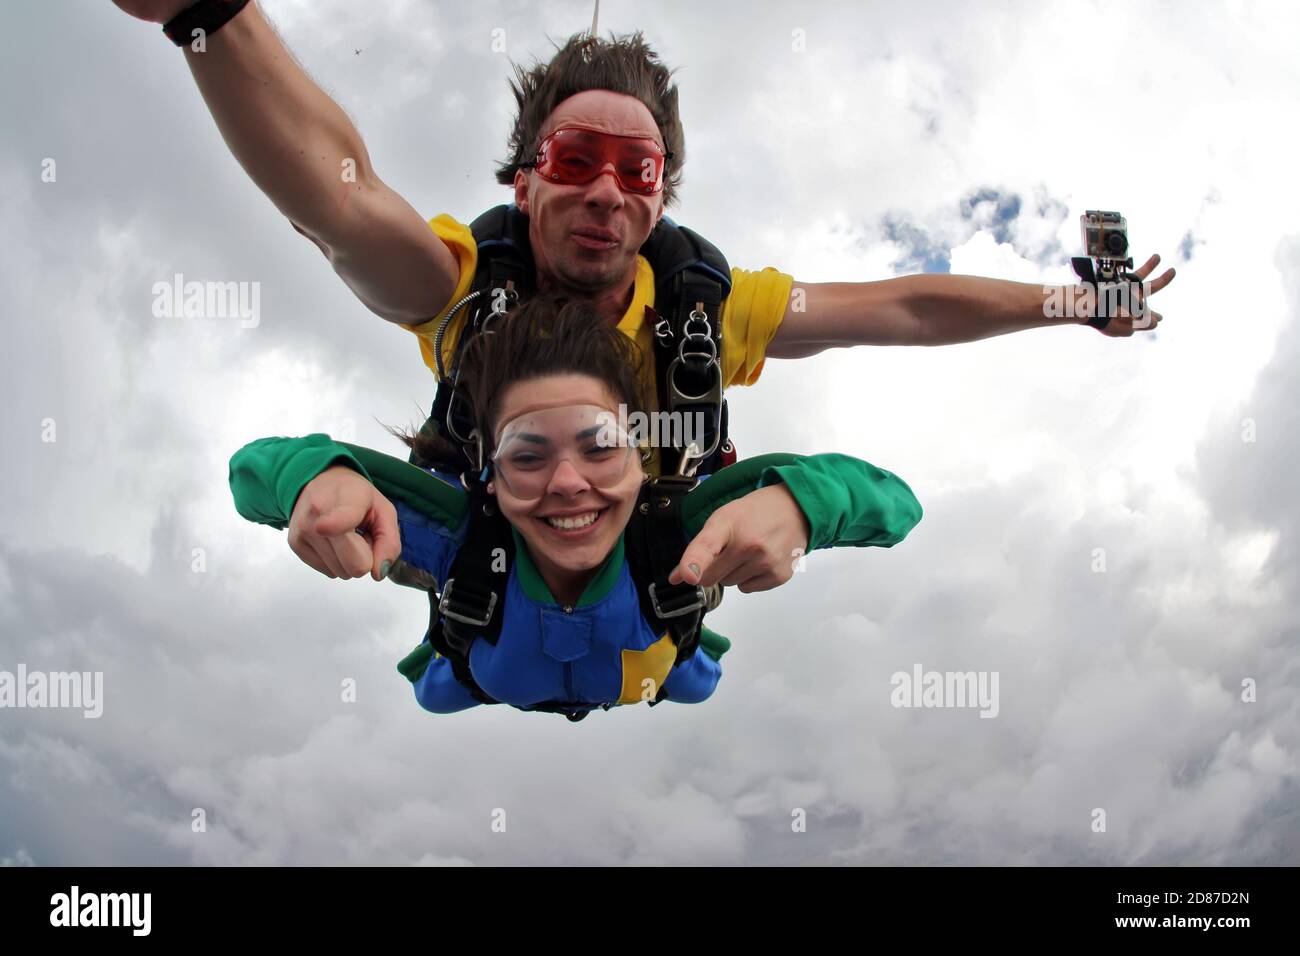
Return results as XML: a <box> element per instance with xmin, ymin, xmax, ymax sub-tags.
<box><xmin>1132</xmin><ymin>253</ymin><xmax>1160</xmax><ymax>281</ymax></box>
<box><xmin>1134</xmin><ymin>309</ymin><xmax>1162</xmax><ymax>333</ymax></box>
<box><xmin>1129</xmin><ymin>302</ymin><xmax>1154</xmax><ymax>331</ymax></box>
<box><xmin>1147</xmin><ymin>266</ymin><xmax>1176</xmax><ymax>295</ymax></box>
<box><xmin>1134</xmin><ymin>307</ymin><xmax>1163</xmax><ymax>332</ymax></box>
<box><xmin>1104</xmin><ymin>312</ymin><xmax>1136</xmax><ymax>337</ymax></box>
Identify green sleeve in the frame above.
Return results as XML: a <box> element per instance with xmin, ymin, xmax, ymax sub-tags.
<box><xmin>681</xmin><ymin>452</ymin><xmax>923</xmax><ymax>551</ymax></box>
<box><xmin>336</xmin><ymin>441</ymin><xmax>468</xmax><ymax>531</ymax></box>
<box><xmin>228</xmin><ymin>434</ymin><xmax>470</xmax><ymax>532</ymax></box>
<box><xmin>758</xmin><ymin>453</ymin><xmax>923</xmax><ymax>550</ymax></box>
<box><xmin>227</xmin><ymin>434</ymin><xmax>373</xmax><ymax>530</ymax></box>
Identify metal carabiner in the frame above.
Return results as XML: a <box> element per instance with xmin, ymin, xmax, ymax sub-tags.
<box><xmin>480</xmin><ymin>281</ymin><xmax>519</xmax><ymax>335</ymax></box>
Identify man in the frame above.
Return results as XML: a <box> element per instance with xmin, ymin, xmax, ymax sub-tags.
<box><xmin>114</xmin><ymin>0</ymin><xmax>1175</xmax><ymax>593</ymax></box>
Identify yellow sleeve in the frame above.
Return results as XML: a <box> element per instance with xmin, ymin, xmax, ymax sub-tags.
<box><xmin>720</xmin><ymin>266</ymin><xmax>794</xmax><ymax>387</ymax></box>
<box><xmin>397</xmin><ymin>214</ymin><xmax>478</xmax><ymax>379</ymax></box>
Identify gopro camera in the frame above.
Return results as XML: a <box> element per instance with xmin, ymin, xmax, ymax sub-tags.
<box><xmin>1080</xmin><ymin>210</ymin><xmax>1131</xmax><ymax>267</ymax></box>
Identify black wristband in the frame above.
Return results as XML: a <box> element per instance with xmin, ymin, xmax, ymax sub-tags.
<box><xmin>163</xmin><ymin>0</ymin><xmax>251</xmax><ymax>47</ymax></box>
<box><xmin>1070</xmin><ymin>256</ymin><xmax>1112</xmax><ymax>331</ymax></box>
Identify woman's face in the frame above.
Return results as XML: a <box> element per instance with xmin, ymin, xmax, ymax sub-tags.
<box><xmin>489</xmin><ymin>374</ymin><xmax>645</xmax><ymax>588</ymax></box>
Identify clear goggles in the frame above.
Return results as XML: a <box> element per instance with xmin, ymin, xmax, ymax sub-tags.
<box><xmin>528</xmin><ymin>126</ymin><xmax>670</xmax><ymax>195</ymax></box>
<box><xmin>491</xmin><ymin>404</ymin><xmax>639</xmax><ymax>499</ymax></box>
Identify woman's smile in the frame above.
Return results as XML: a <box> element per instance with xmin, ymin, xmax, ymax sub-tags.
<box><xmin>536</xmin><ymin>505</ymin><xmax>610</xmax><ymax>537</ymax></box>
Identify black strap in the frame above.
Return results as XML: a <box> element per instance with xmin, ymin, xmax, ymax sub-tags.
<box><xmin>625</xmin><ymin>476</ymin><xmax>706</xmax><ymax>665</ymax></box>
<box><xmin>1072</xmin><ymin>255</ymin><xmax>1142</xmax><ymax>331</ymax></box>
<box><xmin>438</xmin><ymin>480</ymin><xmax>513</xmax><ymax>653</ymax></box>
<box><xmin>423</xmin><ymin>589</ymin><xmax>499</xmax><ymax>708</ymax></box>
<box><xmin>641</xmin><ymin>219</ymin><xmax>731</xmax><ymax>476</ymax></box>
<box><xmin>163</xmin><ymin>0</ymin><xmax>249</xmax><ymax>46</ymax></box>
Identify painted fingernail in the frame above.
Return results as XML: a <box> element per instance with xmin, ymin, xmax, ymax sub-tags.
<box><xmin>379</xmin><ymin>560</ymin><xmax>392</xmax><ymax>580</ymax></box>
<box><xmin>688</xmin><ymin>562</ymin><xmax>701</xmax><ymax>580</ymax></box>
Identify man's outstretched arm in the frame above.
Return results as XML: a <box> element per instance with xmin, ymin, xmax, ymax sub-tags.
<box><xmin>767</xmin><ymin>254</ymin><xmax>1176</xmax><ymax>356</ymax></box>
<box><xmin>113</xmin><ymin>0</ymin><xmax>457</xmax><ymax>324</ymax></box>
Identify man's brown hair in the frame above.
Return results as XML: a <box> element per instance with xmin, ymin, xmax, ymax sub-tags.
<box><xmin>495</xmin><ymin>31</ymin><xmax>686</xmax><ymax>207</ymax></box>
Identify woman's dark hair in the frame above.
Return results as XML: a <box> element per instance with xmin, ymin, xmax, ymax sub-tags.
<box><xmin>390</xmin><ymin>294</ymin><xmax>647</xmax><ymax>467</ymax></box>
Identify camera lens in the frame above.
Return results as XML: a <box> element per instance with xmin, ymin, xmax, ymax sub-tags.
<box><xmin>1106</xmin><ymin>232</ymin><xmax>1128</xmax><ymax>255</ymax></box>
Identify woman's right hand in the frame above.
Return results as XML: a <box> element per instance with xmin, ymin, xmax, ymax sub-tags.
<box><xmin>288</xmin><ymin>465</ymin><xmax>402</xmax><ymax>581</ymax></box>
<box><xmin>110</xmin><ymin>0</ymin><xmax>196</xmax><ymax>23</ymax></box>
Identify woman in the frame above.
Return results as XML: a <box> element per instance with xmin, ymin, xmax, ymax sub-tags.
<box><xmin>228</xmin><ymin>295</ymin><xmax>923</xmax><ymax>720</ymax></box>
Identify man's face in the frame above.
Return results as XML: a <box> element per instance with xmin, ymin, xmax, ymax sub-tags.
<box><xmin>514</xmin><ymin>90</ymin><xmax>667</xmax><ymax>295</ymax></box>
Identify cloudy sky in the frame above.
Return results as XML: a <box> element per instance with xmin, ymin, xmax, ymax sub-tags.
<box><xmin>2</xmin><ymin>0</ymin><xmax>1297</xmax><ymax>865</ymax></box>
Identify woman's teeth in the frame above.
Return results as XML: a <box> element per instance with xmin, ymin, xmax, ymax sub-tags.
<box><xmin>545</xmin><ymin>511</ymin><xmax>600</xmax><ymax>530</ymax></box>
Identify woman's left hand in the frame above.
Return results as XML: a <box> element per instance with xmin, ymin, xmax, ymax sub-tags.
<box><xmin>668</xmin><ymin>484</ymin><xmax>811</xmax><ymax>593</ymax></box>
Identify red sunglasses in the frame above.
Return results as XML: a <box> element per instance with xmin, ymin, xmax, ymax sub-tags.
<box><xmin>525</xmin><ymin>126</ymin><xmax>672</xmax><ymax>195</ymax></box>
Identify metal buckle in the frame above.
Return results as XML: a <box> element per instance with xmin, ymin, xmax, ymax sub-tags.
<box><xmin>648</xmin><ymin>581</ymin><xmax>706</xmax><ymax>619</ymax></box>
<box><xmin>678</xmin><ymin>335</ymin><xmax>718</xmax><ymax>365</ymax></box>
<box><xmin>674</xmin><ymin>440</ymin><xmax>705</xmax><ymax>479</ymax></box>
<box><xmin>438</xmin><ymin>578</ymin><xmax>497</xmax><ymax>628</ymax></box>
<box><xmin>680</xmin><ymin>306</ymin><xmax>713</xmax><ymax>353</ymax></box>
<box><xmin>702</xmin><ymin>583</ymin><xmax>723</xmax><ymax>613</ymax></box>
<box><xmin>480</xmin><ymin>282</ymin><xmax>519</xmax><ymax>335</ymax></box>
<box><xmin>650</xmin><ymin>473</ymin><xmax>700</xmax><ymax>498</ymax></box>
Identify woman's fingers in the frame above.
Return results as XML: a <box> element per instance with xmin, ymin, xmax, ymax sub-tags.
<box><xmin>321</xmin><ymin>522</ymin><xmax>373</xmax><ymax>579</ymax></box>
<box><xmin>736</xmin><ymin>572</ymin><xmax>785</xmax><ymax>594</ymax></box>
<box><xmin>720</xmin><ymin>557</ymin><xmax>784</xmax><ymax>591</ymax></box>
<box><xmin>291</xmin><ymin>534</ymin><xmax>342</xmax><ymax>578</ymax></box>
<box><xmin>670</xmin><ymin>514</ymin><xmax>734</xmax><ymax>586</ymax></box>
<box><xmin>287</xmin><ymin>467</ymin><xmax>401</xmax><ymax>582</ymax></box>
<box><xmin>365</xmin><ymin>498</ymin><xmax>403</xmax><ymax>580</ymax></box>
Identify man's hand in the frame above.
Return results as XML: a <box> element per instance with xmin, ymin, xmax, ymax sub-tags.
<box><xmin>668</xmin><ymin>484</ymin><xmax>811</xmax><ymax>594</ymax></box>
<box><xmin>772</xmin><ymin>252</ymin><xmax>1179</xmax><ymax>354</ymax></box>
<box><xmin>287</xmin><ymin>465</ymin><xmax>401</xmax><ymax>581</ymax></box>
<box><xmin>1087</xmin><ymin>253</ymin><xmax>1176</xmax><ymax>337</ymax></box>
<box><xmin>111</xmin><ymin>0</ymin><xmax>194</xmax><ymax>23</ymax></box>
